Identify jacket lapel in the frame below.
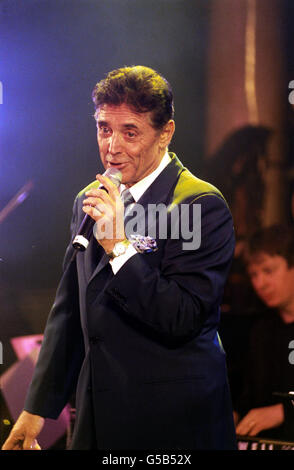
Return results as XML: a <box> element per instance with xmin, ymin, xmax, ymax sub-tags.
<box><xmin>88</xmin><ymin>252</ymin><xmax>110</xmax><ymax>284</ymax></box>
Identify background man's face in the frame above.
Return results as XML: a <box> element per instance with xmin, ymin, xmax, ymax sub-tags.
<box><xmin>247</xmin><ymin>253</ymin><xmax>294</xmax><ymax>310</ymax></box>
<box><xmin>96</xmin><ymin>103</ymin><xmax>166</xmax><ymax>187</ymax></box>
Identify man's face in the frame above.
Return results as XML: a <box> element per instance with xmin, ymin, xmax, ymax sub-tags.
<box><xmin>95</xmin><ymin>103</ymin><xmax>173</xmax><ymax>187</ymax></box>
<box><xmin>247</xmin><ymin>253</ymin><xmax>294</xmax><ymax>310</ymax></box>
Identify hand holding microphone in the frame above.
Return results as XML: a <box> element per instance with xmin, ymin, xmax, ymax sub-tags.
<box><xmin>72</xmin><ymin>167</ymin><xmax>122</xmax><ymax>251</ymax></box>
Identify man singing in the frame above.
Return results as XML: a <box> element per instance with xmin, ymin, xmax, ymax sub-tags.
<box><xmin>2</xmin><ymin>66</ymin><xmax>236</xmax><ymax>450</ymax></box>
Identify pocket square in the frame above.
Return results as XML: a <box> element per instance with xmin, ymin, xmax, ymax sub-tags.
<box><xmin>129</xmin><ymin>234</ymin><xmax>158</xmax><ymax>254</ymax></box>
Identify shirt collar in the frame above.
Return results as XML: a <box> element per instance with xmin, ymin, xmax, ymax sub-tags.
<box><xmin>120</xmin><ymin>151</ymin><xmax>171</xmax><ymax>202</ymax></box>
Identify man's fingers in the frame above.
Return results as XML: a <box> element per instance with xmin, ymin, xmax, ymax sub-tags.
<box><xmin>2</xmin><ymin>433</ymin><xmax>24</xmax><ymax>450</ymax></box>
<box><xmin>83</xmin><ymin>190</ymin><xmax>111</xmax><ymax>214</ymax></box>
<box><xmin>29</xmin><ymin>439</ymin><xmax>41</xmax><ymax>450</ymax></box>
<box><xmin>1</xmin><ymin>436</ymin><xmax>18</xmax><ymax>450</ymax></box>
<box><xmin>236</xmin><ymin>417</ymin><xmax>254</xmax><ymax>436</ymax></box>
<box><xmin>23</xmin><ymin>436</ymin><xmax>41</xmax><ymax>450</ymax></box>
<box><xmin>96</xmin><ymin>174</ymin><xmax>120</xmax><ymax>199</ymax></box>
<box><xmin>82</xmin><ymin>204</ymin><xmax>102</xmax><ymax>219</ymax></box>
<box><xmin>85</xmin><ymin>188</ymin><xmax>109</xmax><ymax>202</ymax></box>
<box><xmin>83</xmin><ymin>202</ymin><xmax>113</xmax><ymax>220</ymax></box>
<box><xmin>83</xmin><ymin>195</ymin><xmax>109</xmax><ymax>210</ymax></box>
<box><xmin>2</xmin><ymin>411</ymin><xmax>44</xmax><ymax>451</ymax></box>
<box><xmin>33</xmin><ymin>441</ymin><xmax>41</xmax><ymax>450</ymax></box>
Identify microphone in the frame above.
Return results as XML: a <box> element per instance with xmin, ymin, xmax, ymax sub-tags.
<box><xmin>72</xmin><ymin>167</ymin><xmax>122</xmax><ymax>251</ymax></box>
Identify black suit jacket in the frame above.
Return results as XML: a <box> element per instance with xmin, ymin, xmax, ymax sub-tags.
<box><xmin>24</xmin><ymin>153</ymin><xmax>236</xmax><ymax>449</ymax></box>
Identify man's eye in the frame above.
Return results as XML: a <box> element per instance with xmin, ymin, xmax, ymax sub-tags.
<box><xmin>126</xmin><ymin>131</ymin><xmax>136</xmax><ymax>139</ymax></box>
<box><xmin>99</xmin><ymin>126</ymin><xmax>111</xmax><ymax>135</ymax></box>
<box><xmin>264</xmin><ymin>268</ymin><xmax>274</xmax><ymax>275</ymax></box>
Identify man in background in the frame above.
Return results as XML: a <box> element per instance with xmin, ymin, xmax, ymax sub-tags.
<box><xmin>234</xmin><ymin>224</ymin><xmax>294</xmax><ymax>441</ymax></box>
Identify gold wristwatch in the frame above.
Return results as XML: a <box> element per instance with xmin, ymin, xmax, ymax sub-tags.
<box><xmin>108</xmin><ymin>239</ymin><xmax>131</xmax><ymax>259</ymax></box>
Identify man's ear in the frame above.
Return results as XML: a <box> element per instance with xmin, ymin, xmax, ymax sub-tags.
<box><xmin>159</xmin><ymin>120</ymin><xmax>175</xmax><ymax>149</ymax></box>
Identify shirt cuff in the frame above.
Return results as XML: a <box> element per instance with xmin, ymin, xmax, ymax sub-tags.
<box><xmin>109</xmin><ymin>243</ymin><xmax>138</xmax><ymax>274</ymax></box>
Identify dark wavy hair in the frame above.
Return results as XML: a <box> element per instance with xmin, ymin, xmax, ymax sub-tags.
<box><xmin>245</xmin><ymin>224</ymin><xmax>294</xmax><ymax>268</ymax></box>
<box><xmin>92</xmin><ymin>65</ymin><xmax>174</xmax><ymax>130</ymax></box>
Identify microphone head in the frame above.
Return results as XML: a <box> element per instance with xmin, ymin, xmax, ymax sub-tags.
<box><xmin>103</xmin><ymin>167</ymin><xmax>122</xmax><ymax>188</ymax></box>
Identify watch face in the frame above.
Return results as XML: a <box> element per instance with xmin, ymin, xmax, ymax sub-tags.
<box><xmin>114</xmin><ymin>242</ymin><xmax>127</xmax><ymax>256</ymax></box>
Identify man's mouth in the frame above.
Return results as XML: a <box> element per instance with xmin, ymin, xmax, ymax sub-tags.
<box><xmin>261</xmin><ymin>292</ymin><xmax>275</xmax><ymax>303</ymax></box>
<box><xmin>107</xmin><ymin>162</ymin><xmax>127</xmax><ymax>169</ymax></box>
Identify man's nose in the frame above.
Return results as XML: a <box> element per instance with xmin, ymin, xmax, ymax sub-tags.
<box><xmin>108</xmin><ymin>132</ymin><xmax>123</xmax><ymax>154</ymax></box>
<box><xmin>253</xmin><ymin>273</ymin><xmax>267</xmax><ymax>292</ymax></box>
